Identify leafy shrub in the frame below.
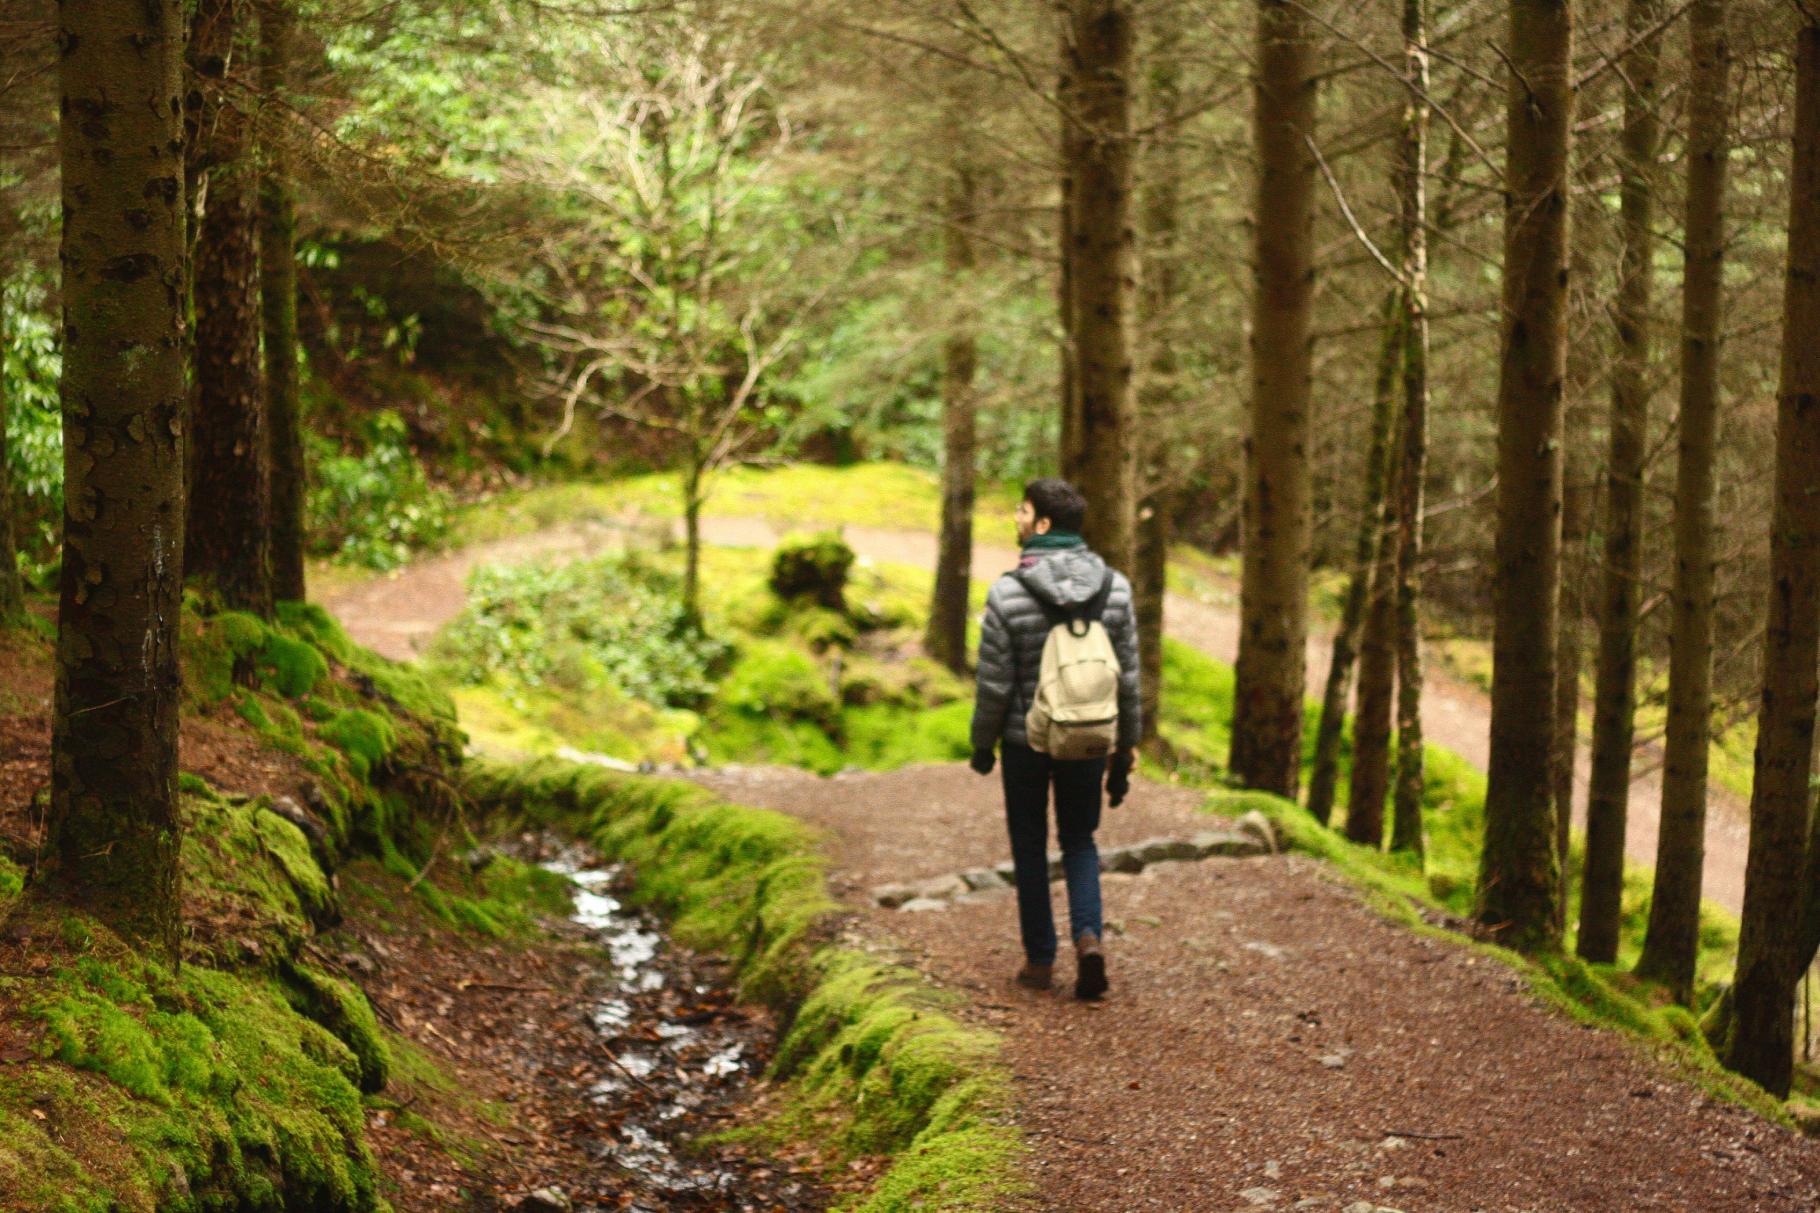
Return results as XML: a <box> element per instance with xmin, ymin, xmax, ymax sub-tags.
<box><xmin>306</xmin><ymin>409</ymin><xmax>453</xmax><ymax>569</ymax></box>
<box><xmin>433</xmin><ymin>554</ymin><xmax>731</xmax><ymax>710</ymax></box>
<box><xmin>4</xmin><ymin>274</ymin><xmax>64</xmax><ymax>569</ymax></box>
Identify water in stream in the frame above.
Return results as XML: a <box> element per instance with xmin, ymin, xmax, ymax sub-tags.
<box><xmin>514</xmin><ymin>835</ymin><xmax>826</xmax><ymax>1212</ymax></box>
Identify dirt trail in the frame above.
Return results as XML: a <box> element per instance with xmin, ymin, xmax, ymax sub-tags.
<box><xmin>324</xmin><ymin>511</ymin><xmax>1750</xmax><ymax>913</ymax></box>
<box><xmin>318</xmin><ymin>515</ymin><xmax>1818</xmax><ymax>1210</ymax></box>
<box><xmin>694</xmin><ymin>762</ymin><xmax>1820</xmax><ymax>1213</ymax></box>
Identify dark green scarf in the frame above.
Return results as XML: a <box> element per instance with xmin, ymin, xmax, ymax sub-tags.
<box><xmin>1023</xmin><ymin>530</ymin><xmax>1085</xmax><ymax>552</ymax></box>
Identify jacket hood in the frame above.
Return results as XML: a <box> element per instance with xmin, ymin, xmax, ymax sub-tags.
<box><xmin>1016</xmin><ymin>547</ymin><xmax>1111</xmax><ymax>609</ymax></box>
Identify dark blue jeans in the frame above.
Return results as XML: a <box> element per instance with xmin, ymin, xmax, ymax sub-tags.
<box><xmin>1001</xmin><ymin>741</ymin><xmax>1105</xmax><ymax>965</ymax></box>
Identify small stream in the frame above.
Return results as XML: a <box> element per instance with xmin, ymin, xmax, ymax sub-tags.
<box><xmin>515</xmin><ymin>834</ymin><xmax>823</xmax><ymax>1212</ymax></box>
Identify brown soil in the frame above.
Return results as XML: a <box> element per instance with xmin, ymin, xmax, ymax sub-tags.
<box><xmin>701</xmin><ymin>763</ymin><xmax>1820</xmax><ymax>1213</ymax></box>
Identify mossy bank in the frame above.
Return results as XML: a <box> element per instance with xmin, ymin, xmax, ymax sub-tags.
<box><xmin>462</xmin><ymin>757</ymin><xmax>1030</xmax><ymax>1211</ymax></box>
<box><xmin>0</xmin><ymin>602</ymin><xmax>463</xmax><ymax>1211</ymax></box>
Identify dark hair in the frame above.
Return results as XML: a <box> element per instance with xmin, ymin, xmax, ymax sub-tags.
<box><xmin>1023</xmin><ymin>478</ymin><xmax>1087</xmax><ymax>532</ymax></box>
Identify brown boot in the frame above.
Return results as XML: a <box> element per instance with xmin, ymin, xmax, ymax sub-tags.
<box><xmin>1015</xmin><ymin>961</ymin><xmax>1054</xmax><ymax>991</ymax></box>
<box><xmin>1074</xmin><ymin>932</ymin><xmax>1108</xmax><ymax>1000</ymax></box>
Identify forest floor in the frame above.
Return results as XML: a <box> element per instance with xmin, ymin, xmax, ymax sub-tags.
<box><xmin>312</xmin><ymin>511</ymin><xmax>1820</xmax><ymax>1211</ymax></box>
<box><xmin>324</xmin><ymin>509</ymin><xmax>1752</xmax><ymax>913</ymax></box>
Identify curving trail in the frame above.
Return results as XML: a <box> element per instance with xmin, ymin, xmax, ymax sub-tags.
<box><xmin>318</xmin><ymin>508</ymin><xmax>1818</xmax><ymax>1211</ymax></box>
<box><xmin>324</xmin><ymin>509</ymin><xmax>1750</xmax><ymax>914</ymax></box>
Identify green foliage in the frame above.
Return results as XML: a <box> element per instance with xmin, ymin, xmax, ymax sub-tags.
<box><xmin>432</xmin><ymin>554</ymin><xmax>729</xmax><ymax>709</ymax></box>
<box><xmin>307</xmin><ymin>409</ymin><xmax>454</xmax><ymax>570</ymax></box>
<box><xmin>770</xmin><ymin>532</ymin><xmax>855</xmax><ymax>609</ymax></box>
<box><xmin>3</xmin><ymin>273</ymin><xmax>64</xmax><ymax>568</ymax></box>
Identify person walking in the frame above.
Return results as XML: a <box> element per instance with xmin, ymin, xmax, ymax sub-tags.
<box><xmin>969</xmin><ymin>478</ymin><xmax>1140</xmax><ymax>1000</ymax></box>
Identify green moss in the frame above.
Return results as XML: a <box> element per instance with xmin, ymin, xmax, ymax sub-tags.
<box><xmin>0</xmin><ymin>854</ymin><xmax>23</xmax><ymax>917</ymax></box>
<box><xmin>275</xmin><ymin>600</ymin><xmax>357</xmax><ymax>664</ymax></box>
<box><xmin>320</xmin><ymin>709</ymin><xmax>398</xmax><ymax>780</ymax></box>
<box><xmin>770</xmin><ymin>532</ymin><xmax>855</xmax><ymax>609</ymax></box>
<box><xmin>181</xmin><ymin>792</ymin><xmax>338</xmax><ymax>961</ymax></box>
<box><xmin>258</xmin><ymin>632</ymin><xmax>330</xmax><ymax>698</ymax></box>
<box><xmin>6</xmin><ymin>921</ymin><xmax>381</xmax><ymax>1211</ymax></box>
<box><xmin>283</xmin><ymin>964</ymin><xmax>391</xmax><ymax>1093</ymax></box>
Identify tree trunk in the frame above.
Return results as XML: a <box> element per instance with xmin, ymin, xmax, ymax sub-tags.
<box><xmin>0</xmin><ymin>252</ymin><xmax>21</xmax><ymax>625</ymax></box>
<box><xmin>260</xmin><ymin>0</ymin><xmax>305</xmax><ymax>603</ymax></box>
<box><xmin>1724</xmin><ymin>18</ymin><xmax>1820</xmax><ymax>1099</ymax></box>
<box><xmin>1135</xmin><ymin>17</ymin><xmax>1181</xmax><ymax>745</ymax></box>
<box><xmin>1347</xmin><ymin>484</ymin><xmax>1401</xmax><ymax>848</ymax></box>
<box><xmin>185</xmin><ymin>0</ymin><xmax>271</xmax><ymax>616</ymax></box>
<box><xmin>1306</xmin><ymin>295</ymin><xmax>1401</xmax><ymax>826</ymax></box>
<box><xmin>683</xmin><ymin>460</ymin><xmax>704</xmax><ymax>627</ymax></box>
<box><xmin>1390</xmin><ymin>0</ymin><xmax>1431</xmax><ymax>858</ymax></box>
<box><xmin>1477</xmin><ymin>0</ymin><xmax>1574</xmax><ymax>953</ymax></box>
<box><xmin>1232</xmin><ymin>0</ymin><xmax>1316</xmax><ymax>798</ymax></box>
<box><xmin>1554</xmin><ymin>465</ymin><xmax>1590</xmax><ymax>929</ymax></box>
<box><xmin>1637</xmin><ymin>0</ymin><xmax>1729</xmax><ymax>1003</ymax></box>
<box><xmin>49</xmin><ymin>0</ymin><xmax>188</xmax><ymax>959</ymax></box>
<box><xmin>1066</xmin><ymin>0</ymin><xmax>1136</xmax><ymax>575</ymax></box>
<box><xmin>927</xmin><ymin>153</ymin><xmax>978</xmax><ymax>676</ymax></box>
<box><xmin>1058</xmin><ymin>28</ymin><xmax>1084</xmax><ymax>483</ymax></box>
<box><xmin>1580</xmin><ymin>0</ymin><xmax>1663</xmax><ymax>963</ymax></box>
<box><xmin>1645</xmin><ymin>0</ymin><xmax>1725</xmax><ymax>998</ymax></box>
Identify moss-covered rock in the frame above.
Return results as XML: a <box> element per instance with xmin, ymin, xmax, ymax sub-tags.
<box><xmin>4</xmin><ymin>911</ymin><xmax>382</xmax><ymax>1211</ymax></box>
<box><xmin>282</xmin><ymin>963</ymin><xmax>392</xmax><ymax>1093</ymax></box>
<box><xmin>320</xmin><ymin>708</ymin><xmax>398</xmax><ymax>781</ymax></box>
<box><xmin>769</xmin><ymin>532</ymin><xmax>854</xmax><ymax>610</ymax></box>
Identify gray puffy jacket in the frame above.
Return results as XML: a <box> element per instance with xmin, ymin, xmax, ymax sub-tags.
<box><xmin>970</xmin><ymin>545</ymin><xmax>1142</xmax><ymax>753</ymax></box>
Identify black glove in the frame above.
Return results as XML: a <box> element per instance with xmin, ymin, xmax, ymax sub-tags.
<box><xmin>1106</xmin><ymin>750</ymin><xmax>1134</xmax><ymax>807</ymax></box>
<box><xmin>970</xmin><ymin>747</ymin><xmax>996</xmax><ymax>776</ymax></box>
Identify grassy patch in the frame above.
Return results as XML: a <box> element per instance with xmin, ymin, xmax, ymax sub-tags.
<box><xmin>428</xmin><ymin>543</ymin><xmax>967</xmax><ymax>775</ymax></box>
<box><xmin>451</xmin><ymin>463</ymin><xmax>1024</xmax><ymax>549</ymax></box>
<box><xmin>461</xmin><ymin>757</ymin><xmax>1027</xmax><ymax>1208</ymax></box>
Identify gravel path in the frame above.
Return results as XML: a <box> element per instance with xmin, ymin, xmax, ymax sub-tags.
<box><xmin>319</xmin><ymin>513</ymin><xmax>1817</xmax><ymax>1210</ymax></box>
<box><xmin>695</xmin><ymin>763</ymin><xmax>1820</xmax><ymax>1213</ymax></box>
<box><xmin>323</xmin><ymin>509</ymin><xmax>1751</xmax><ymax>912</ymax></box>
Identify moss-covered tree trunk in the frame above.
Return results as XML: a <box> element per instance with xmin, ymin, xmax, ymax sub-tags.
<box><xmin>1725</xmin><ymin>17</ymin><xmax>1820</xmax><ymax>1099</ymax></box>
<box><xmin>1389</xmin><ymin>0</ymin><xmax>1431</xmax><ymax>858</ymax></box>
<box><xmin>1306</xmin><ymin>295</ymin><xmax>1401</xmax><ymax>826</ymax></box>
<box><xmin>186</xmin><ymin>0</ymin><xmax>271</xmax><ymax>617</ymax></box>
<box><xmin>927</xmin><ymin>149</ymin><xmax>978</xmax><ymax>676</ymax></box>
<box><xmin>1636</xmin><ymin>0</ymin><xmax>1729</xmax><ymax>1003</ymax></box>
<box><xmin>1232</xmin><ymin>0</ymin><xmax>1316</xmax><ymax>799</ymax></box>
<box><xmin>260</xmin><ymin>0</ymin><xmax>305</xmax><ymax>603</ymax></box>
<box><xmin>50</xmin><ymin>0</ymin><xmax>189</xmax><ymax>959</ymax></box>
<box><xmin>1580</xmin><ymin>0</ymin><xmax>1662</xmax><ymax>963</ymax></box>
<box><xmin>1477</xmin><ymin>0</ymin><xmax>1574</xmax><ymax>953</ymax></box>
<box><xmin>1066</xmin><ymin>0</ymin><xmax>1136</xmax><ymax>575</ymax></box>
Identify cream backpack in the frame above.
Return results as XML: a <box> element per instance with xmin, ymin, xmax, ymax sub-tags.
<box><xmin>1021</xmin><ymin>570</ymin><xmax>1122</xmax><ymax>760</ymax></box>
